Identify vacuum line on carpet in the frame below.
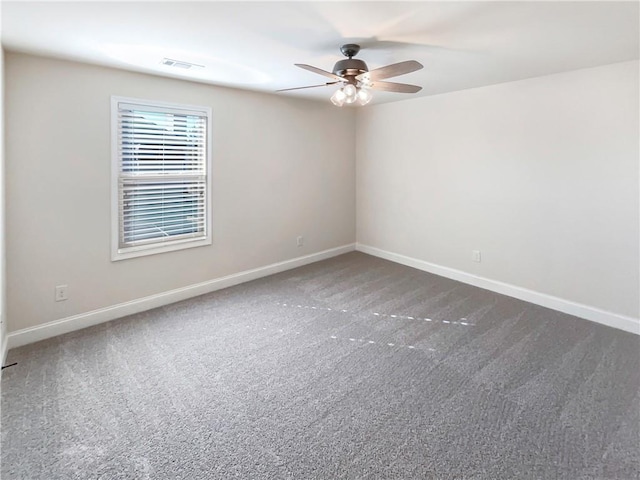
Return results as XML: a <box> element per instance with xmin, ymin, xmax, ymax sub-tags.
<box><xmin>329</xmin><ymin>334</ymin><xmax>435</xmax><ymax>352</ymax></box>
<box><xmin>276</xmin><ymin>302</ymin><xmax>475</xmax><ymax>326</ymax></box>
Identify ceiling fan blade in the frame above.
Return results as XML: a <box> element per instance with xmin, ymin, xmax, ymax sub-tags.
<box><xmin>367</xmin><ymin>81</ymin><xmax>422</xmax><ymax>93</ymax></box>
<box><xmin>295</xmin><ymin>64</ymin><xmax>344</xmax><ymax>82</ymax></box>
<box><xmin>277</xmin><ymin>82</ymin><xmax>339</xmax><ymax>92</ymax></box>
<box><xmin>357</xmin><ymin>60</ymin><xmax>423</xmax><ymax>81</ymax></box>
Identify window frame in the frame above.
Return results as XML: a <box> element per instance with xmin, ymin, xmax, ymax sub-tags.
<box><xmin>110</xmin><ymin>96</ymin><xmax>213</xmax><ymax>261</ymax></box>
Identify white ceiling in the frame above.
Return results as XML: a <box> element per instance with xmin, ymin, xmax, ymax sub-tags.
<box><xmin>2</xmin><ymin>1</ymin><xmax>639</xmax><ymax>105</ymax></box>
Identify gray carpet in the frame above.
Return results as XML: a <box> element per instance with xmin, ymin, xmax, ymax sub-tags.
<box><xmin>2</xmin><ymin>252</ymin><xmax>639</xmax><ymax>479</ymax></box>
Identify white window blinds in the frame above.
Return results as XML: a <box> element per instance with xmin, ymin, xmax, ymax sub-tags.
<box><xmin>112</xmin><ymin>98</ymin><xmax>212</xmax><ymax>260</ymax></box>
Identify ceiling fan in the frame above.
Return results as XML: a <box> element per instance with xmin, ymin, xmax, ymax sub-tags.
<box><xmin>277</xmin><ymin>44</ymin><xmax>423</xmax><ymax>106</ymax></box>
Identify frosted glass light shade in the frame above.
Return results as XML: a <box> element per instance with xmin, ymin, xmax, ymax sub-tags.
<box><xmin>343</xmin><ymin>84</ymin><xmax>357</xmax><ymax>104</ymax></box>
<box><xmin>357</xmin><ymin>88</ymin><xmax>372</xmax><ymax>105</ymax></box>
<box><xmin>330</xmin><ymin>88</ymin><xmax>346</xmax><ymax>107</ymax></box>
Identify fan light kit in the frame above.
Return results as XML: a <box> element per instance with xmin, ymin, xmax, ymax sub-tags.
<box><xmin>278</xmin><ymin>44</ymin><xmax>423</xmax><ymax>107</ymax></box>
<box><xmin>330</xmin><ymin>83</ymin><xmax>372</xmax><ymax>106</ymax></box>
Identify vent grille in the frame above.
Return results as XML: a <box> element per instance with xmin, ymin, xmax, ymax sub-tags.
<box><xmin>161</xmin><ymin>58</ymin><xmax>204</xmax><ymax>70</ymax></box>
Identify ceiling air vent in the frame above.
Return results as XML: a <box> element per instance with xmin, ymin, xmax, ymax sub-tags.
<box><xmin>161</xmin><ymin>58</ymin><xmax>204</xmax><ymax>70</ymax></box>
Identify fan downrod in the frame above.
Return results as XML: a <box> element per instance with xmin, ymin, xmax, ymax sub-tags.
<box><xmin>340</xmin><ymin>44</ymin><xmax>361</xmax><ymax>58</ymax></box>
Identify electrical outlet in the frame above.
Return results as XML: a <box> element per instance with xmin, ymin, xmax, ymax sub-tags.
<box><xmin>55</xmin><ymin>285</ymin><xmax>68</xmax><ymax>302</ymax></box>
<box><xmin>297</xmin><ymin>236</ymin><xmax>304</xmax><ymax>247</ymax></box>
<box><xmin>472</xmin><ymin>250</ymin><xmax>481</xmax><ymax>263</ymax></box>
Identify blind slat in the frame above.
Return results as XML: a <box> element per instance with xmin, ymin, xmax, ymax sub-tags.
<box><xmin>122</xmin><ymin>195</ymin><xmax>204</xmax><ymax>204</ymax></box>
<box><xmin>123</xmin><ymin>206</ymin><xmax>205</xmax><ymax>217</ymax></box>
<box><xmin>123</xmin><ymin>220</ymin><xmax>206</xmax><ymax>231</ymax></box>
<box><xmin>124</xmin><ymin>230</ymin><xmax>204</xmax><ymax>244</ymax></box>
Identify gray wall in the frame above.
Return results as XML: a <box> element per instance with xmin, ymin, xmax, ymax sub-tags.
<box><xmin>356</xmin><ymin>60</ymin><xmax>639</xmax><ymax>319</ymax></box>
<box><xmin>5</xmin><ymin>52</ymin><xmax>356</xmax><ymax>332</ymax></box>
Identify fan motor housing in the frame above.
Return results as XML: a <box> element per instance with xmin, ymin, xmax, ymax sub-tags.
<box><xmin>332</xmin><ymin>58</ymin><xmax>368</xmax><ymax>78</ymax></box>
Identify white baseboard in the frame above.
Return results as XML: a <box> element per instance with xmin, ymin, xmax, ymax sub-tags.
<box><xmin>356</xmin><ymin>243</ymin><xmax>639</xmax><ymax>335</ymax></box>
<box><xmin>7</xmin><ymin>243</ymin><xmax>356</xmax><ymax>349</ymax></box>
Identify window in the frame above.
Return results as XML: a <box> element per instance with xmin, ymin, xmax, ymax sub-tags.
<box><xmin>111</xmin><ymin>97</ymin><xmax>212</xmax><ymax>260</ymax></box>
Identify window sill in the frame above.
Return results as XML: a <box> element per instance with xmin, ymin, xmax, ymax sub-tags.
<box><xmin>111</xmin><ymin>236</ymin><xmax>212</xmax><ymax>261</ymax></box>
